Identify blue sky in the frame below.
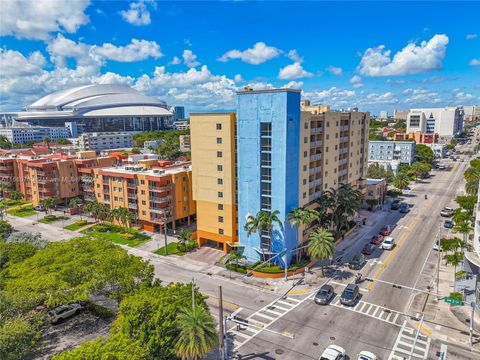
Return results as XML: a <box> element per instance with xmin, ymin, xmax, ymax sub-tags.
<box><xmin>0</xmin><ymin>0</ymin><xmax>479</xmax><ymax>115</ymax></box>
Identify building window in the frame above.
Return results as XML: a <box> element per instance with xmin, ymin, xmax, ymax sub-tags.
<box><xmin>218</xmin><ymin>204</ymin><xmax>223</xmax><ymax>210</ymax></box>
<box><xmin>326</xmin><ymin>147</ymin><xmax>329</xmax><ymax>152</ymax></box>
<box><xmin>303</xmin><ymin>192</ymin><xmax>306</xmax><ymax>199</ymax></box>
<box><xmin>216</xmin><ymin>123</ymin><xmax>222</xmax><ymax>130</ymax></box>
<box><xmin>217</xmin><ymin>164</ymin><xmax>223</xmax><ymax>171</ymax></box>
<box><xmin>141</xmin><ymin>190</ymin><xmax>145</xmax><ymax>195</ymax></box>
<box><xmin>217</xmin><ymin>178</ymin><xmax>223</xmax><ymax>185</ymax></box>
<box><xmin>303</xmin><ymin>165</ymin><xmax>307</xmax><ymax>171</ymax></box>
<box><xmin>142</xmin><ymin>211</ymin><xmax>146</xmax><ymax>216</ymax></box>
<box><xmin>326</xmin><ymin>134</ymin><xmax>329</xmax><ymax>140</ymax></box>
<box><xmin>218</xmin><ymin>191</ymin><xmax>223</xmax><ymax>198</ymax></box>
<box><xmin>217</xmin><ymin>151</ymin><xmax>223</xmax><ymax>158</ymax></box>
<box><xmin>304</xmin><ymin>122</ymin><xmax>308</xmax><ymax>129</ymax></box>
<box><xmin>142</xmin><ymin>200</ymin><xmax>146</xmax><ymax>205</ymax></box>
<box><xmin>327</xmin><ymin>121</ymin><xmax>330</xmax><ymax>127</ymax></box>
<box><xmin>304</xmin><ymin>151</ymin><xmax>308</xmax><ymax>158</ymax></box>
<box><xmin>218</xmin><ymin>216</ymin><xmax>224</xmax><ymax>223</ymax></box>
<box><xmin>303</xmin><ymin>179</ymin><xmax>307</xmax><ymax>185</ymax></box>
<box><xmin>218</xmin><ymin>228</ymin><xmax>224</xmax><ymax>235</ymax></box>
<box><xmin>304</xmin><ymin>137</ymin><xmax>308</xmax><ymax>144</ymax></box>
<box><xmin>140</xmin><ymin>180</ymin><xmax>145</xmax><ymax>185</ymax></box>
<box><xmin>216</xmin><ymin>137</ymin><xmax>222</xmax><ymax>144</ymax></box>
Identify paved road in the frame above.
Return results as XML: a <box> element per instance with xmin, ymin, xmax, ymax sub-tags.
<box><xmin>233</xmin><ymin>159</ymin><xmax>471</xmax><ymax>359</ymax></box>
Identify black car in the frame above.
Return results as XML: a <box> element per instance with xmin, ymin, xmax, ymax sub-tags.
<box><xmin>399</xmin><ymin>204</ymin><xmax>410</xmax><ymax>213</ymax></box>
<box><xmin>314</xmin><ymin>284</ymin><xmax>335</xmax><ymax>305</ymax></box>
<box><xmin>349</xmin><ymin>253</ymin><xmax>366</xmax><ymax>270</ymax></box>
<box><xmin>390</xmin><ymin>202</ymin><xmax>401</xmax><ymax>210</ymax></box>
<box><xmin>340</xmin><ymin>284</ymin><xmax>360</xmax><ymax>306</ymax></box>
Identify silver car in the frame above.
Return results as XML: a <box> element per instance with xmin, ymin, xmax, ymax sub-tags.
<box><xmin>47</xmin><ymin>303</ymin><xmax>81</xmax><ymax>324</ymax></box>
<box><xmin>315</xmin><ymin>284</ymin><xmax>335</xmax><ymax>305</ymax></box>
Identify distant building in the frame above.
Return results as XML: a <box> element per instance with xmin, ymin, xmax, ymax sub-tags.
<box><xmin>368</xmin><ymin>140</ymin><xmax>415</xmax><ymax>165</ymax></box>
<box><xmin>393</xmin><ymin>109</ymin><xmax>409</xmax><ymax>120</ymax></box>
<box><xmin>395</xmin><ymin>131</ymin><xmax>438</xmax><ymax>144</ymax></box>
<box><xmin>407</xmin><ymin>107</ymin><xmax>464</xmax><ymax>139</ymax></box>
<box><xmin>174</xmin><ymin>106</ymin><xmax>185</xmax><ymax>121</ymax></box>
<box><xmin>179</xmin><ymin>135</ymin><xmax>191</xmax><ymax>152</ymax></box>
<box><xmin>427</xmin><ymin>143</ymin><xmax>447</xmax><ymax>158</ymax></box>
<box><xmin>144</xmin><ymin>140</ymin><xmax>162</xmax><ymax>150</ymax></box>
<box><xmin>70</xmin><ymin>132</ymin><xmax>134</xmax><ymax>151</ymax></box>
<box><xmin>363</xmin><ymin>179</ymin><xmax>387</xmax><ymax>210</ymax></box>
<box><xmin>173</xmin><ymin>120</ymin><xmax>189</xmax><ymax>130</ymax></box>
<box><xmin>0</xmin><ymin>126</ymin><xmax>71</xmax><ymax>144</ymax></box>
<box><xmin>379</xmin><ymin>111</ymin><xmax>388</xmax><ymax>120</ymax></box>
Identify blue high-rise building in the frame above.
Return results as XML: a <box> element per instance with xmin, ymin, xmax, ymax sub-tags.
<box><xmin>174</xmin><ymin>106</ymin><xmax>185</xmax><ymax>121</ymax></box>
<box><xmin>236</xmin><ymin>89</ymin><xmax>301</xmax><ymax>265</ymax></box>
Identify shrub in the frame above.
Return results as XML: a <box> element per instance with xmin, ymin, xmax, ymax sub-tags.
<box><xmin>83</xmin><ymin>301</ymin><xmax>114</xmax><ymax>320</ymax></box>
<box><xmin>449</xmin><ymin>292</ymin><xmax>463</xmax><ymax>301</ymax></box>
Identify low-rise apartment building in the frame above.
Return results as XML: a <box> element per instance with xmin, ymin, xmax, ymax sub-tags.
<box><xmin>368</xmin><ymin>140</ymin><xmax>415</xmax><ymax>165</ymax></box>
<box><xmin>0</xmin><ymin>126</ymin><xmax>71</xmax><ymax>144</ymax></box>
<box><xmin>179</xmin><ymin>135</ymin><xmax>191</xmax><ymax>152</ymax></box>
<box><xmin>70</xmin><ymin>132</ymin><xmax>134</xmax><ymax>151</ymax></box>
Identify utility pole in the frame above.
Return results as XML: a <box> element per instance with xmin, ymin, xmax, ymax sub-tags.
<box><xmin>435</xmin><ymin>223</ymin><xmax>441</xmax><ymax>300</ymax></box>
<box><xmin>470</xmin><ymin>301</ymin><xmax>475</xmax><ymax>346</ymax></box>
<box><xmin>164</xmin><ymin>223</ymin><xmax>168</xmax><ymax>255</ymax></box>
<box><xmin>408</xmin><ymin>314</ymin><xmax>424</xmax><ymax>360</ymax></box>
<box><xmin>218</xmin><ymin>286</ymin><xmax>225</xmax><ymax>360</ymax></box>
<box><xmin>283</xmin><ymin>248</ymin><xmax>288</xmax><ymax>281</ymax></box>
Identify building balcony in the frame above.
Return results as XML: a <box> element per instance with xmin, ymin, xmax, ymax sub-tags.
<box><xmin>127</xmin><ymin>182</ymin><xmax>137</xmax><ymax>189</ymax></box>
<box><xmin>309</xmin><ymin>191</ymin><xmax>321</xmax><ymax>202</ymax></box>
<box><xmin>104</xmin><ymin>198</ymin><xmax>111</xmax><ymax>204</ymax></box>
<box><xmin>127</xmin><ymin>193</ymin><xmax>138</xmax><ymax>200</ymax></box>
<box><xmin>341</xmin><ymin>125</ymin><xmax>349</xmax><ymax>131</ymax></box>
<box><xmin>339</xmin><ymin>169</ymin><xmax>348</xmax><ymax>176</ymax></box>
<box><xmin>310</xmin><ymin>153</ymin><xmax>322</xmax><ymax>161</ymax></box>
<box><xmin>340</xmin><ymin>147</ymin><xmax>349</xmax><ymax>154</ymax></box>
<box><xmin>310</xmin><ymin>140</ymin><xmax>323</xmax><ymax>148</ymax></box>
<box><xmin>150</xmin><ymin>216</ymin><xmax>173</xmax><ymax>224</ymax></box>
<box><xmin>0</xmin><ymin>165</ymin><xmax>13</xmax><ymax>170</ymax></box>
<box><xmin>81</xmin><ymin>176</ymin><xmax>93</xmax><ymax>183</ymax></box>
<box><xmin>82</xmin><ymin>186</ymin><xmax>94</xmax><ymax>192</ymax></box>
<box><xmin>149</xmin><ymin>185</ymin><xmax>171</xmax><ymax>192</ymax></box>
<box><xmin>36</xmin><ymin>170</ymin><xmax>55</xmax><ymax>176</ymax></box>
<box><xmin>340</xmin><ymin>136</ymin><xmax>349</xmax><ymax>143</ymax></box>
<box><xmin>339</xmin><ymin>158</ymin><xmax>348</xmax><ymax>165</ymax></box>
<box><xmin>128</xmin><ymin>202</ymin><xmax>138</xmax><ymax>209</ymax></box>
<box><xmin>311</xmin><ymin>127</ymin><xmax>323</xmax><ymax>134</ymax></box>
<box><xmin>83</xmin><ymin>194</ymin><xmax>95</xmax><ymax>201</ymax></box>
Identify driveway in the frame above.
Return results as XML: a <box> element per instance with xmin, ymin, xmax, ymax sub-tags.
<box><xmin>184</xmin><ymin>246</ymin><xmax>225</xmax><ymax>265</ymax></box>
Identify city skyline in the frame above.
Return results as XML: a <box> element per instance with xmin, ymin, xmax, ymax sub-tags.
<box><xmin>1</xmin><ymin>1</ymin><xmax>479</xmax><ymax>115</ymax></box>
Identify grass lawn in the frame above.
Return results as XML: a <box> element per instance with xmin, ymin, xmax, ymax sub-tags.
<box><xmin>7</xmin><ymin>205</ymin><xmax>36</xmax><ymax>217</ymax></box>
<box><xmin>0</xmin><ymin>199</ymin><xmax>30</xmax><ymax>208</ymax></box>
<box><xmin>38</xmin><ymin>214</ymin><xmax>69</xmax><ymax>224</ymax></box>
<box><xmin>81</xmin><ymin>223</ymin><xmax>150</xmax><ymax>247</ymax></box>
<box><xmin>154</xmin><ymin>240</ymin><xmax>197</xmax><ymax>256</ymax></box>
<box><xmin>64</xmin><ymin>220</ymin><xmax>93</xmax><ymax>231</ymax></box>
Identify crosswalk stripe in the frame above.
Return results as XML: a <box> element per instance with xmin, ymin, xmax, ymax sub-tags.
<box><xmin>264</xmin><ymin>308</ymin><xmax>283</xmax><ymax>316</ymax></box>
<box><xmin>270</xmin><ymin>304</ymin><xmax>290</xmax><ymax>312</ymax></box>
<box><xmin>287</xmin><ymin>297</ymin><xmax>301</xmax><ymax>303</ymax></box>
<box><xmin>276</xmin><ymin>300</ymin><xmax>294</xmax><ymax>308</ymax></box>
<box><xmin>252</xmin><ymin>312</ymin><xmax>275</xmax><ymax>321</ymax></box>
<box><xmin>391</xmin><ymin>313</ymin><xmax>399</xmax><ymax>324</ymax></box>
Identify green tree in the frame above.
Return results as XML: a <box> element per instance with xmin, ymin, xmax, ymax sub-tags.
<box><xmin>445</xmin><ymin>252</ymin><xmax>464</xmax><ymax>287</ymax></box>
<box><xmin>415</xmin><ymin>144</ymin><xmax>435</xmax><ymax>163</ymax></box>
<box><xmin>455</xmin><ymin>195</ymin><xmax>477</xmax><ymax>215</ymax></box>
<box><xmin>69</xmin><ymin>197</ymin><xmax>82</xmax><ymax>219</ymax></box>
<box><xmin>6</xmin><ymin>232</ymin><xmax>46</xmax><ymax>248</ymax></box>
<box><xmin>392</xmin><ymin>173</ymin><xmax>410</xmax><ymax>191</ymax></box>
<box><xmin>366</xmin><ymin>163</ymin><xmax>387</xmax><ymax>179</ymax></box>
<box><xmin>177</xmin><ymin>230</ymin><xmax>193</xmax><ymax>252</ymax></box>
<box><xmin>55</xmin><ymin>138</ymin><xmax>71</xmax><ymax>145</ymax></box>
<box><xmin>0</xmin><ymin>219</ymin><xmax>13</xmax><ymax>240</ymax></box>
<box><xmin>244</xmin><ymin>210</ymin><xmax>282</xmax><ymax>254</ymax></box>
<box><xmin>0</xmin><ymin>181</ymin><xmax>12</xmax><ymax>198</ymax></box>
<box><xmin>452</xmin><ymin>209</ymin><xmax>471</xmax><ymax>225</ymax></box>
<box><xmin>0</xmin><ymin>135</ymin><xmax>13</xmax><ymax>149</ymax></box>
<box><xmin>287</xmin><ymin>207</ymin><xmax>319</xmax><ymax>228</ymax></box>
<box><xmin>9</xmin><ymin>191</ymin><xmax>23</xmax><ymax>201</ymax></box>
<box><xmin>453</xmin><ymin>221</ymin><xmax>473</xmax><ymax>246</ymax></box>
<box><xmin>226</xmin><ymin>249</ymin><xmax>246</xmax><ymax>277</ymax></box>
<box><xmin>174</xmin><ymin>306</ymin><xmax>217</xmax><ymax>360</ymax></box>
<box><xmin>308</xmin><ymin>228</ymin><xmax>335</xmax><ymax>276</ymax></box>
<box><xmin>39</xmin><ymin>197</ymin><xmax>56</xmax><ymax>214</ymax></box>
<box><xmin>0</xmin><ymin>242</ymin><xmax>38</xmax><ymax>269</ymax></box>
<box><xmin>0</xmin><ymin>316</ymin><xmax>43</xmax><ymax>360</ymax></box>
<box><xmin>131</xmin><ymin>147</ymin><xmax>141</xmax><ymax>154</ymax></box>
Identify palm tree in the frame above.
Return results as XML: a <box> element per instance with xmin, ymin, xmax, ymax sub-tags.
<box><xmin>452</xmin><ymin>209</ymin><xmax>471</xmax><ymax>225</ymax></box>
<box><xmin>244</xmin><ymin>210</ymin><xmax>282</xmax><ymax>254</ymax></box>
<box><xmin>307</xmin><ymin>228</ymin><xmax>335</xmax><ymax>276</ymax></box>
<box><xmin>174</xmin><ymin>306</ymin><xmax>217</xmax><ymax>360</ymax></box>
<box><xmin>40</xmin><ymin>197</ymin><xmax>56</xmax><ymax>214</ymax></box>
<box><xmin>453</xmin><ymin>221</ymin><xmax>473</xmax><ymax>247</ymax></box>
<box><xmin>69</xmin><ymin>197</ymin><xmax>82</xmax><ymax>219</ymax></box>
<box><xmin>177</xmin><ymin>230</ymin><xmax>193</xmax><ymax>252</ymax></box>
<box><xmin>0</xmin><ymin>181</ymin><xmax>11</xmax><ymax>198</ymax></box>
<box><xmin>84</xmin><ymin>201</ymin><xmax>99</xmax><ymax>222</ymax></box>
<box><xmin>444</xmin><ymin>251</ymin><xmax>464</xmax><ymax>288</ymax></box>
<box><xmin>226</xmin><ymin>249</ymin><xmax>246</xmax><ymax>278</ymax></box>
<box><xmin>392</xmin><ymin>173</ymin><xmax>410</xmax><ymax>192</ymax></box>
<box><xmin>287</xmin><ymin>207</ymin><xmax>319</xmax><ymax>228</ymax></box>
<box><xmin>465</xmin><ymin>179</ymin><xmax>479</xmax><ymax>196</ymax></box>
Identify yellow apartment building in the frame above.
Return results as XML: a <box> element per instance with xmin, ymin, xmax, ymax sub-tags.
<box><xmin>190</xmin><ymin>113</ymin><xmax>237</xmax><ymax>252</ymax></box>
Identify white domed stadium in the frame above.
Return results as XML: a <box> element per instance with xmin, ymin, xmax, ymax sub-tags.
<box><xmin>14</xmin><ymin>84</ymin><xmax>173</xmax><ymax>132</ymax></box>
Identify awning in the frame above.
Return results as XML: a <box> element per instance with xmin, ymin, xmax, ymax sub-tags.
<box><xmin>227</xmin><ymin>242</ymin><xmax>245</xmax><ymax>248</ymax></box>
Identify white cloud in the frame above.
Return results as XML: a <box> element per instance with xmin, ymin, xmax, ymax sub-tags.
<box><xmin>357</xmin><ymin>34</ymin><xmax>449</xmax><ymax>76</ymax></box>
<box><xmin>91</xmin><ymin>39</ymin><xmax>162</xmax><ymax>63</ymax></box>
<box><xmin>120</xmin><ymin>1</ymin><xmax>151</xmax><ymax>26</ymax></box>
<box><xmin>242</xmin><ymin>82</ymin><xmax>274</xmax><ymax>91</ymax></box>
<box><xmin>470</xmin><ymin>58</ymin><xmax>480</xmax><ymax>66</ymax></box>
<box><xmin>168</xmin><ymin>56</ymin><xmax>181</xmax><ymax>65</ymax></box>
<box><xmin>283</xmin><ymin>81</ymin><xmax>304</xmax><ymax>89</ymax></box>
<box><xmin>234</xmin><ymin>74</ymin><xmax>243</xmax><ymax>82</ymax></box>
<box><xmin>326</xmin><ymin>66</ymin><xmax>343</xmax><ymax>76</ymax></box>
<box><xmin>182</xmin><ymin>50</ymin><xmax>200</xmax><ymax>68</ymax></box>
<box><xmin>287</xmin><ymin>49</ymin><xmax>303</xmax><ymax>63</ymax></box>
<box><xmin>466</xmin><ymin>34</ymin><xmax>478</xmax><ymax>40</ymax></box>
<box><xmin>47</xmin><ymin>34</ymin><xmax>95</xmax><ymax>69</ymax></box>
<box><xmin>0</xmin><ymin>0</ymin><xmax>90</xmax><ymax>40</ymax></box>
<box><xmin>278</xmin><ymin>62</ymin><xmax>313</xmax><ymax>80</ymax></box>
<box><xmin>349</xmin><ymin>75</ymin><xmax>363</xmax><ymax>88</ymax></box>
<box><xmin>0</xmin><ymin>49</ymin><xmax>46</xmax><ymax>77</ymax></box>
<box><xmin>402</xmin><ymin>88</ymin><xmax>441</xmax><ymax>104</ymax></box>
<box><xmin>455</xmin><ymin>92</ymin><xmax>475</xmax><ymax>102</ymax></box>
<box><xmin>218</xmin><ymin>42</ymin><xmax>281</xmax><ymax>65</ymax></box>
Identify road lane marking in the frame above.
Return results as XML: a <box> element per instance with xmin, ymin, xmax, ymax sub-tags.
<box><xmin>287</xmin><ymin>288</ymin><xmax>312</xmax><ymax>295</ymax></box>
<box><xmin>388</xmin><ymin>320</ymin><xmax>431</xmax><ymax>360</ymax></box>
<box><xmin>207</xmin><ymin>296</ymin><xmax>240</xmax><ymax>310</ymax></box>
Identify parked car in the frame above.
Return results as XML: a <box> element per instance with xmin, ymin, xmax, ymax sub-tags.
<box><xmin>340</xmin><ymin>283</ymin><xmax>360</xmax><ymax>306</ymax></box>
<box><xmin>399</xmin><ymin>204</ymin><xmax>410</xmax><ymax>213</ymax></box>
<box><xmin>370</xmin><ymin>235</ymin><xmax>383</xmax><ymax>245</ymax></box>
<box><xmin>440</xmin><ymin>207</ymin><xmax>454</xmax><ymax>217</ymax></box>
<box><xmin>438</xmin><ymin>164</ymin><xmax>446</xmax><ymax>170</ymax></box>
<box><xmin>433</xmin><ymin>239</ymin><xmax>441</xmax><ymax>251</ymax></box>
<box><xmin>314</xmin><ymin>284</ymin><xmax>335</xmax><ymax>305</ymax></box>
<box><xmin>390</xmin><ymin>202</ymin><xmax>401</xmax><ymax>210</ymax></box>
<box><xmin>349</xmin><ymin>253</ymin><xmax>366</xmax><ymax>270</ymax></box>
<box><xmin>358</xmin><ymin>351</ymin><xmax>377</xmax><ymax>360</ymax></box>
<box><xmin>382</xmin><ymin>237</ymin><xmax>395</xmax><ymax>250</ymax></box>
<box><xmin>47</xmin><ymin>303</ymin><xmax>82</xmax><ymax>324</ymax></box>
<box><xmin>33</xmin><ymin>206</ymin><xmax>45</xmax><ymax>211</ymax></box>
<box><xmin>444</xmin><ymin>220</ymin><xmax>454</xmax><ymax>229</ymax></box>
<box><xmin>362</xmin><ymin>243</ymin><xmax>376</xmax><ymax>255</ymax></box>
<box><xmin>319</xmin><ymin>345</ymin><xmax>346</xmax><ymax>360</ymax></box>
<box><xmin>379</xmin><ymin>225</ymin><xmax>391</xmax><ymax>236</ymax></box>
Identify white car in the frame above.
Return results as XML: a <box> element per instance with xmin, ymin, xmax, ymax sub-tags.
<box><xmin>47</xmin><ymin>303</ymin><xmax>82</xmax><ymax>324</ymax></box>
<box><xmin>433</xmin><ymin>239</ymin><xmax>441</xmax><ymax>251</ymax></box>
<box><xmin>382</xmin><ymin>237</ymin><xmax>395</xmax><ymax>250</ymax></box>
<box><xmin>319</xmin><ymin>345</ymin><xmax>346</xmax><ymax>360</ymax></box>
<box><xmin>358</xmin><ymin>351</ymin><xmax>377</xmax><ymax>360</ymax></box>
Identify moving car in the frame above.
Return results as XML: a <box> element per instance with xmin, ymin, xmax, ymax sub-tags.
<box><xmin>440</xmin><ymin>207</ymin><xmax>454</xmax><ymax>217</ymax></box>
<box><xmin>319</xmin><ymin>345</ymin><xmax>346</xmax><ymax>360</ymax></box>
<box><xmin>362</xmin><ymin>243</ymin><xmax>376</xmax><ymax>255</ymax></box>
<box><xmin>314</xmin><ymin>284</ymin><xmax>335</xmax><ymax>305</ymax></box>
<box><xmin>399</xmin><ymin>204</ymin><xmax>410</xmax><ymax>213</ymax></box>
<box><xmin>47</xmin><ymin>303</ymin><xmax>81</xmax><ymax>324</ymax></box>
<box><xmin>370</xmin><ymin>235</ymin><xmax>383</xmax><ymax>245</ymax></box>
<box><xmin>379</xmin><ymin>225</ymin><xmax>391</xmax><ymax>236</ymax></box>
<box><xmin>444</xmin><ymin>220</ymin><xmax>454</xmax><ymax>229</ymax></box>
<box><xmin>358</xmin><ymin>351</ymin><xmax>377</xmax><ymax>360</ymax></box>
<box><xmin>349</xmin><ymin>253</ymin><xmax>366</xmax><ymax>270</ymax></box>
<box><xmin>340</xmin><ymin>283</ymin><xmax>360</xmax><ymax>306</ymax></box>
<box><xmin>382</xmin><ymin>237</ymin><xmax>395</xmax><ymax>250</ymax></box>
